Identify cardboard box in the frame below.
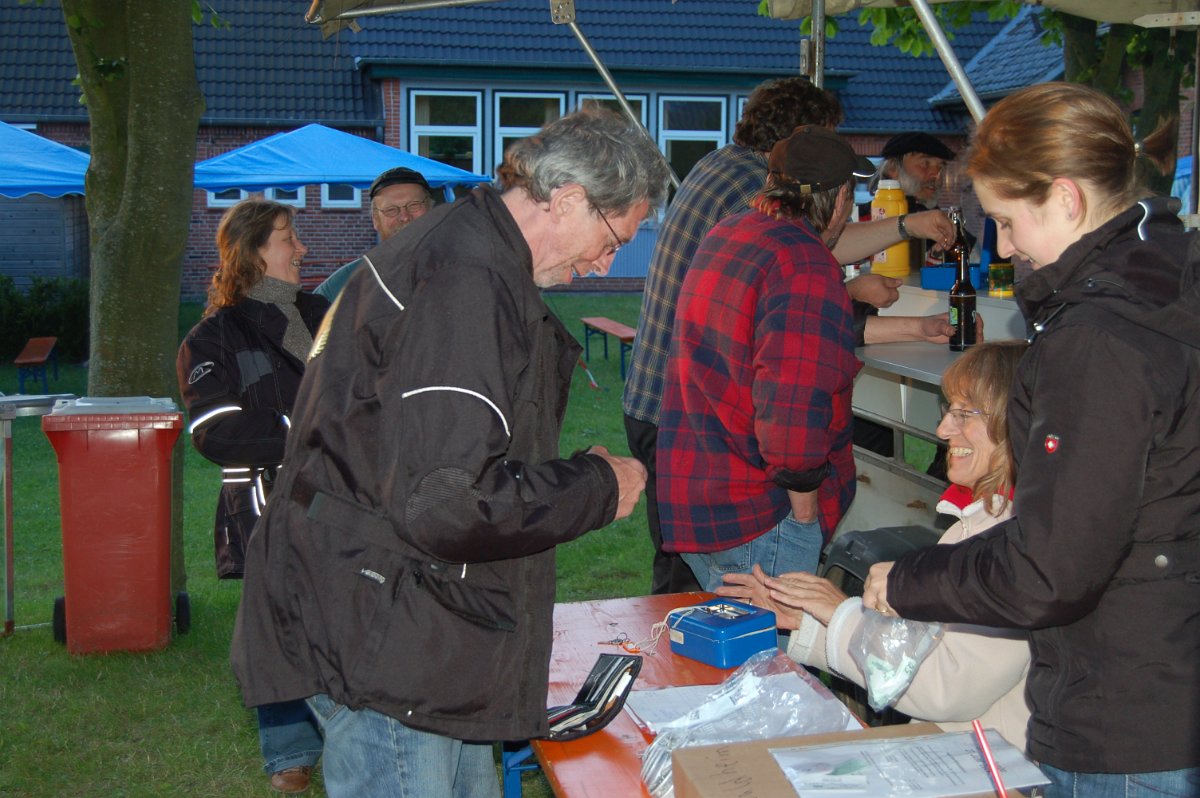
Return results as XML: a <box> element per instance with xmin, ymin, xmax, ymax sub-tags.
<box><xmin>667</xmin><ymin>599</ymin><xmax>778</xmax><ymax>668</ymax></box>
<box><xmin>672</xmin><ymin>722</ymin><xmax>1029</xmax><ymax>798</ymax></box>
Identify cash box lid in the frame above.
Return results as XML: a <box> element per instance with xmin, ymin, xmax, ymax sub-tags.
<box><xmin>667</xmin><ymin>599</ymin><xmax>777</xmax><ymax>668</ymax></box>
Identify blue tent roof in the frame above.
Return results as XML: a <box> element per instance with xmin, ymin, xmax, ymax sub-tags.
<box><xmin>193</xmin><ymin>124</ymin><xmax>491</xmax><ymax>197</ymax></box>
<box><xmin>0</xmin><ymin>120</ymin><xmax>89</xmax><ymax>198</ymax></box>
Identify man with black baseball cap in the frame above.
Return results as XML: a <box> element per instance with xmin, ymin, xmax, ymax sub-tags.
<box><xmin>315</xmin><ymin>166</ymin><xmax>435</xmax><ymax>300</ymax></box>
<box><xmin>877</xmin><ymin>131</ymin><xmax>955</xmax><ymax>209</ymax></box>
<box><xmin>656</xmin><ymin>125</ymin><xmax>954</xmax><ymax>592</ymax></box>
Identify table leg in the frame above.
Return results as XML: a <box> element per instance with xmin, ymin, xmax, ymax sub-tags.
<box><xmin>501</xmin><ymin>742</ymin><xmax>538</xmax><ymax>797</ymax></box>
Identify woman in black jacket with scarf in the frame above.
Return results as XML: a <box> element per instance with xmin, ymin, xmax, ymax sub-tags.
<box><xmin>178</xmin><ymin>199</ymin><xmax>328</xmax><ymax>794</ymax></box>
<box><xmin>863</xmin><ymin>83</ymin><xmax>1200</xmax><ymax>797</ymax></box>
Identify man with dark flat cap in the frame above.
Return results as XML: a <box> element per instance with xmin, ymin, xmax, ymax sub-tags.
<box><xmin>875</xmin><ymin>131</ymin><xmax>956</xmax><ymax>210</ymax></box>
<box><xmin>315</xmin><ymin>166</ymin><xmax>435</xmax><ymax>300</ymax></box>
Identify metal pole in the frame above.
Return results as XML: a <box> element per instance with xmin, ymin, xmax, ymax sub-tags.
<box><xmin>330</xmin><ymin>0</ymin><xmax>507</xmax><ymax>19</ymax></box>
<box><xmin>565</xmin><ymin>21</ymin><xmax>680</xmax><ymax>189</ymax></box>
<box><xmin>908</xmin><ymin>0</ymin><xmax>986</xmax><ymax>123</ymax></box>
<box><xmin>1191</xmin><ymin>31</ymin><xmax>1199</xmax><ymax>228</ymax></box>
<box><xmin>811</xmin><ymin>0</ymin><xmax>825</xmax><ymax>88</ymax></box>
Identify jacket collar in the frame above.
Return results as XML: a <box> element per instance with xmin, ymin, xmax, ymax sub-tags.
<box><xmin>1016</xmin><ymin>197</ymin><xmax>1200</xmax><ymax>349</ymax></box>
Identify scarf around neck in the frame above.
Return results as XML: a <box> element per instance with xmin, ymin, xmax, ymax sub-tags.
<box><xmin>247</xmin><ymin>275</ymin><xmax>312</xmax><ymax>362</ymax></box>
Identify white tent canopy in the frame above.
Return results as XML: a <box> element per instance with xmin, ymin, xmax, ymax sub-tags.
<box><xmin>767</xmin><ymin>0</ymin><xmax>1200</xmax><ymax>25</ymax></box>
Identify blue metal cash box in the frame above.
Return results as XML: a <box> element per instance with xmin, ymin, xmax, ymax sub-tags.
<box><xmin>667</xmin><ymin>599</ymin><xmax>778</xmax><ymax>668</ymax></box>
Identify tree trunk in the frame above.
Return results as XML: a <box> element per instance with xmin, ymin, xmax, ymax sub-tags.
<box><xmin>1137</xmin><ymin>27</ymin><xmax>1193</xmax><ymax>194</ymax></box>
<box><xmin>60</xmin><ymin>0</ymin><xmax>204</xmax><ymax>595</ymax></box>
<box><xmin>1059</xmin><ymin>14</ymin><xmax>1097</xmax><ymax>84</ymax></box>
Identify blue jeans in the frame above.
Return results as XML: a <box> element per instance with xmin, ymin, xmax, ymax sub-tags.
<box><xmin>1040</xmin><ymin>764</ymin><xmax>1200</xmax><ymax>798</ymax></box>
<box><xmin>681</xmin><ymin>514</ymin><xmax>823</xmax><ymax>593</ymax></box>
<box><xmin>257</xmin><ymin>698</ymin><xmax>323</xmax><ymax>774</ymax></box>
<box><xmin>306</xmin><ymin>693</ymin><xmax>500</xmax><ymax>798</ymax></box>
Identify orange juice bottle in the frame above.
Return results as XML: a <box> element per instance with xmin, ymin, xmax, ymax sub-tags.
<box><xmin>871</xmin><ymin>180</ymin><xmax>909</xmax><ymax>277</ymax></box>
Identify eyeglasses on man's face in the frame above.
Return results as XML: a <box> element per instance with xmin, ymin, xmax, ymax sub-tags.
<box><xmin>593</xmin><ymin>205</ymin><xmax>624</xmax><ymax>258</ymax></box>
<box><xmin>939</xmin><ymin>402</ymin><xmax>989</xmax><ymax>426</ymax></box>
<box><xmin>373</xmin><ymin>200</ymin><xmax>429</xmax><ymax>219</ymax></box>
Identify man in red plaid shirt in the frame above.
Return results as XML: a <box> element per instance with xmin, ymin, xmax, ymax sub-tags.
<box><xmin>658</xmin><ymin>126</ymin><xmax>876</xmax><ymax>591</ymax></box>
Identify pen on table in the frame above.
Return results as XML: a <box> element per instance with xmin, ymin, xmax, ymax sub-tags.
<box><xmin>972</xmin><ymin>719</ymin><xmax>1008</xmax><ymax>798</ymax></box>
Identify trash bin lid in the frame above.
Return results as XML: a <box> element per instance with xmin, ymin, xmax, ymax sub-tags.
<box><xmin>49</xmin><ymin>396</ymin><xmax>178</xmax><ymax>415</ymax></box>
<box><xmin>0</xmin><ymin>393</ymin><xmax>77</xmax><ymax>419</ymax></box>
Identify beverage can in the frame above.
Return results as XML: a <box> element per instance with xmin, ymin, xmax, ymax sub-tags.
<box><xmin>871</xmin><ymin>180</ymin><xmax>909</xmax><ymax>277</ymax></box>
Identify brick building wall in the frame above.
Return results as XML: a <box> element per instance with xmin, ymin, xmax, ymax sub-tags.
<box><xmin>182</xmin><ymin>125</ymin><xmax>382</xmax><ymax>301</ymax></box>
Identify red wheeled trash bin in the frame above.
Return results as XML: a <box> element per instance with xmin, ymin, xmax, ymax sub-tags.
<box><xmin>43</xmin><ymin>397</ymin><xmax>182</xmax><ymax>654</ymax></box>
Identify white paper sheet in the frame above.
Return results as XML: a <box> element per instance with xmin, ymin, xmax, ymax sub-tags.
<box><xmin>770</xmin><ymin>729</ymin><xmax>1050</xmax><ymax>797</ymax></box>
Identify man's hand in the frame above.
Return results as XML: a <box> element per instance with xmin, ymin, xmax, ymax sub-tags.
<box><xmin>588</xmin><ymin>445</ymin><xmax>647</xmax><ymax>520</ymax></box>
<box><xmin>917</xmin><ymin>312</ymin><xmax>955</xmax><ymax>343</ymax></box>
<box><xmin>905</xmin><ymin>209</ymin><xmax>955</xmax><ymax>253</ymax></box>
<box><xmin>846</xmin><ymin>274</ymin><xmax>901</xmax><ymax>309</ymax></box>
<box><xmin>864</xmin><ymin>312</ymin><xmax>984</xmax><ymax>345</ymax></box>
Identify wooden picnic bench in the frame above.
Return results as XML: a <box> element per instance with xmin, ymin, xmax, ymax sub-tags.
<box><xmin>14</xmin><ymin>336</ymin><xmax>58</xmax><ymax>394</ymax></box>
<box><xmin>580</xmin><ymin>317</ymin><xmax>636</xmax><ymax>380</ymax></box>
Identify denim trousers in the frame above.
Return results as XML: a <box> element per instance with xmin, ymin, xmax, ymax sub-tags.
<box><xmin>306</xmin><ymin>693</ymin><xmax>500</xmax><ymax>798</ymax></box>
<box><xmin>257</xmin><ymin>698</ymin><xmax>323</xmax><ymax>774</ymax></box>
<box><xmin>1040</xmin><ymin>764</ymin><xmax>1200</xmax><ymax>798</ymax></box>
<box><xmin>680</xmin><ymin>513</ymin><xmax>824</xmax><ymax>593</ymax></box>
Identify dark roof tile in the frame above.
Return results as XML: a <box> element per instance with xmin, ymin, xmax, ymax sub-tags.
<box><xmin>0</xmin><ymin>0</ymin><xmax>1009</xmax><ymax>133</ymax></box>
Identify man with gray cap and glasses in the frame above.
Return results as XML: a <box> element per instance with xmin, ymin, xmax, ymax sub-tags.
<box><xmin>315</xmin><ymin>166</ymin><xmax>435</xmax><ymax>300</ymax></box>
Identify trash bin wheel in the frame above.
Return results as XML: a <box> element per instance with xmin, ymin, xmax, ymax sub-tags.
<box><xmin>175</xmin><ymin>591</ymin><xmax>191</xmax><ymax>635</ymax></box>
<box><xmin>52</xmin><ymin>596</ymin><xmax>66</xmax><ymax>644</ymax></box>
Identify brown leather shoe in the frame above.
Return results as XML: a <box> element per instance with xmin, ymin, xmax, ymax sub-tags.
<box><xmin>269</xmin><ymin>766</ymin><xmax>313</xmax><ymax>794</ymax></box>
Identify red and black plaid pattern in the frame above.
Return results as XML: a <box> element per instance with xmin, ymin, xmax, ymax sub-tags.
<box><xmin>657</xmin><ymin>209</ymin><xmax>860</xmax><ymax>553</ymax></box>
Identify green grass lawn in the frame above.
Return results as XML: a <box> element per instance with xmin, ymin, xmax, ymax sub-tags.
<box><xmin>0</xmin><ymin>293</ymin><xmax>649</xmax><ymax>797</ymax></box>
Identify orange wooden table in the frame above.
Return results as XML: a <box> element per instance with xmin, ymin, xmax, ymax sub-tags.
<box><xmin>527</xmin><ymin>592</ymin><xmax>733</xmax><ymax>798</ymax></box>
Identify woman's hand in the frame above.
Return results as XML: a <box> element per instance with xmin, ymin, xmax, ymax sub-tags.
<box><xmin>717</xmin><ymin>565</ymin><xmax>802</xmax><ymax>630</ymax></box>
<box><xmin>763</xmin><ymin>571</ymin><xmax>849</xmax><ymax>626</ymax></box>
<box><xmin>861</xmin><ymin>561</ymin><xmax>896</xmax><ymax>615</ymax></box>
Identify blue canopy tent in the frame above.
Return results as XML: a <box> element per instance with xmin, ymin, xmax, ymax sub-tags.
<box><xmin>1173</xmin><ymin>155</ymin><xmax>1192</xmax><ymax>215</ymax></box>
<box><xmin>0</xmin><ymin>120</ymin><xmax>89</xmax><ymax>198</ymax></box>
<box><xmin>193</xmin><ymin>123</ymin><xmax>490</xmax><ymax>201</ymax></box>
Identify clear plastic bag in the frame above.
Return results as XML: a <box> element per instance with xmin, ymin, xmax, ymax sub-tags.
<box><xmin>850</xmin><ymin>609</ymin><xmax>944</xmax><ymax>711</ymax></box>
<box><xmin>639</xmin><ymin>649</ymin><xmax>855</xmax><ymax>798</ymax></box>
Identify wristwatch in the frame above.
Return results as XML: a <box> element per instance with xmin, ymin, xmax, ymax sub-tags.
<box><xmin>896</xmin><ymin>214</ymin><xmax>915</xmax><ymax>240</ymax></box>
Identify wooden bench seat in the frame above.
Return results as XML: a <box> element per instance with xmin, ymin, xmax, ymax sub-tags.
<box><xmin>580</xmin><ymin>317</ymin><xmax>636</xmax><ymax>379</ymax></box>
<box><xmin>14</xmin><ymin>336</ymin><xmax>58</xmax><ymax>394</ymax></box>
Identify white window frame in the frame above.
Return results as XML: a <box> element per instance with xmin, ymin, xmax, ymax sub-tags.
<box><xmin>576</xmin><ymin>92</ymin><xmax>648</xmax><ymax>125</ymax></box>
<box><xmin>206</xmin><ymin>188</ymin><xmax>248</xmax><ymax>209</ymax></box>
<box><xmin>321</xmin><ymin>184</ymin><xmax>362</xmax><ymax>209</ymax></box>
<box><xmin>657</xmin><ymin>95</ymin><xmax>728</xmax><ymax>180</ymax></box>
<box><xmin>265</xmin><ymin>187</ymin><xmax>306</xmax><ymax>209</ymax></box>
<box><xmin>409</xmin><ymin>89</ymin><xmax>483</xmax><ymax>174</ymax></box>
<box><xmin>494</xmin><ymin>91</ymin><xmax>565</xmax><ymax>163</ymax></box>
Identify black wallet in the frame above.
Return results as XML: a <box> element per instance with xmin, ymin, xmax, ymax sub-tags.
<box><xmin>543</xmin><ymin>653</ymin><xmax>642</xmax><ymax>742</ymax></box>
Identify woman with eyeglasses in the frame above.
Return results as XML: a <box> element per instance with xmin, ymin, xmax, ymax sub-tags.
<box><xmin>718</xmin><ymin>340</ymin><xmax>1030</xmax><ymax>748</ymax></box>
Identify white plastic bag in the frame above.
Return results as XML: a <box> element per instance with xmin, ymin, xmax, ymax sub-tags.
<box><xmin>850</xmin><ymin>610</ymin><xmax>944</xmax><ymax>711</ymax></box>
<box><xmin>639</xmin><ymin>650</ymin><xmax>855</xmax><ymax>798</ymax></box>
